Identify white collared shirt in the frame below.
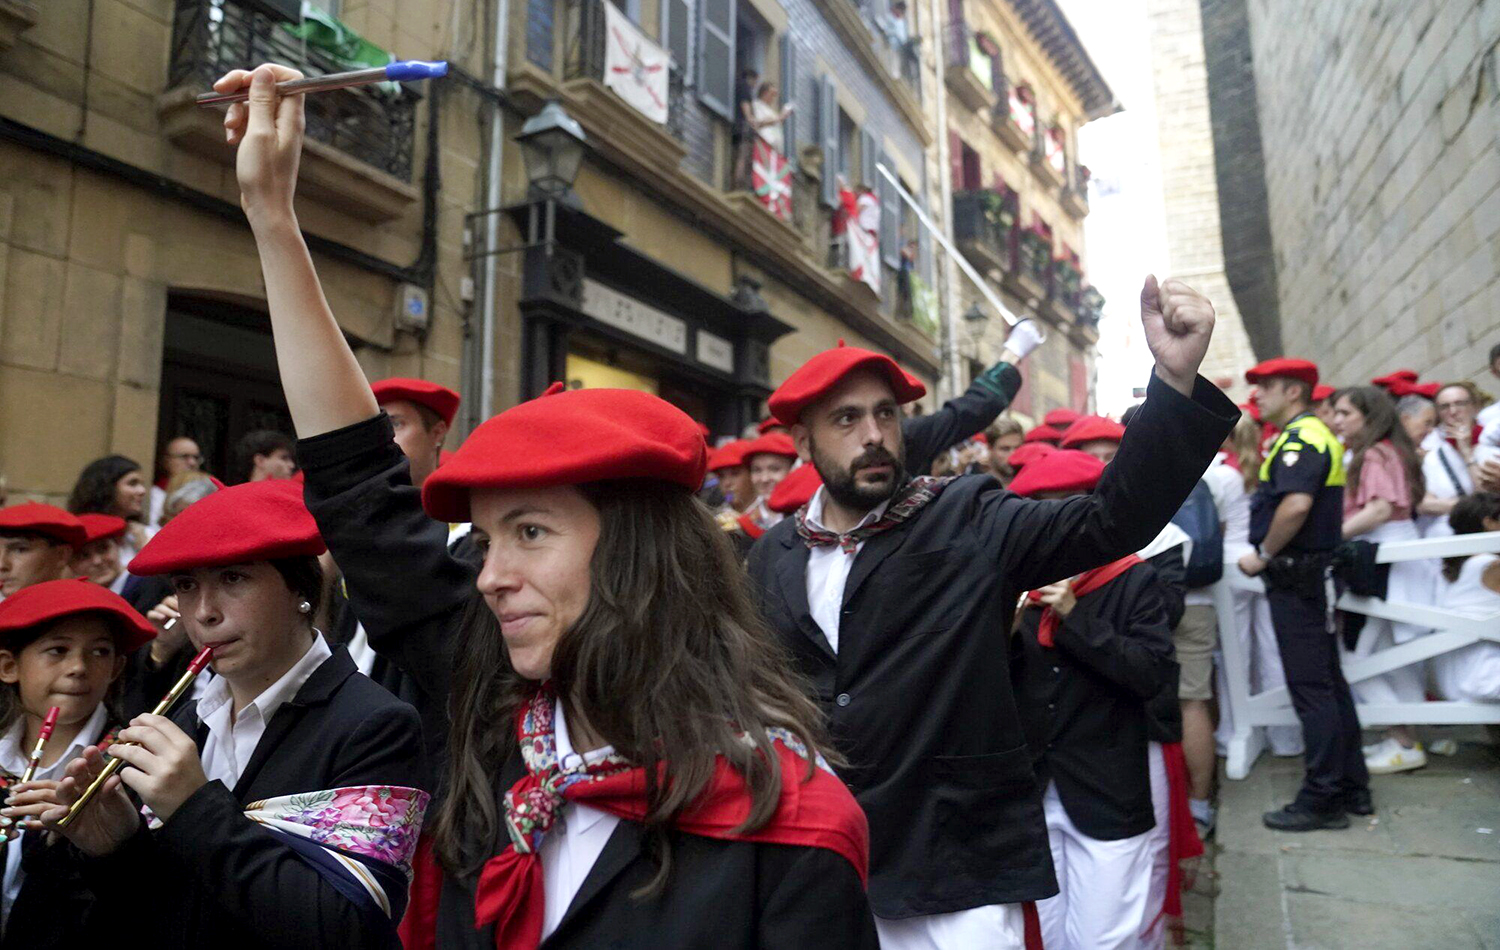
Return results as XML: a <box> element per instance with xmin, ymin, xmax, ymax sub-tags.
<box><xmin>539</xmin><ymin>700</ymin><xmax>620</xmax><ymax>941</ymax></box>
<box><xmin>197</xmin><ymin>633</ymin><xmax>332</xmax><ymax>790</ymax></box>
<box><xmin>803</xmin><ymin>486</ymin><xmax>890</xmax><ymax>654</ymax></box>
<box><xmin>1</xmin><ymin>703</ymin><xmax>109</xmax><ymax>931</ymax></box>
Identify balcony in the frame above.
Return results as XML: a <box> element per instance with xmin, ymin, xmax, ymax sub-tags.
<box><xmin>952</xmin><ymin>189</ymin><xmax>1016</xmax><ymax>277</ymax></box>
<box><xmin>996</xmin><ymin>84</ymin><xmax>1034</xmax><ymax>155</ymax></box>
<box><xmin>1005</xmin><ymin>226</ymin><xmax>1050</xmax><ymax>305</ymax></box>
<box><xmin>1030</xmin><ymin>127</ymin><xmax>1068</xmax><ymax>191</ymax></box>
<box><xmin>161</xmin><ymin>0</ymin><xmax>420</xmax><ymax>222</ymax></box>
<box><xmin>944</xmin><ymin>23</ymin><xmax>995</xmax><ymax>113</ymax></box>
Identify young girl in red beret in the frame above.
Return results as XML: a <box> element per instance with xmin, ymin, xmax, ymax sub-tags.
<box><xmin>31</xmin><ymin>481</ymin><xmax>429</xmax><ymax>950</ymax></box>
<box><xmin>1009</xmin><ymin>451</ymin><xmax>1191</xmax><ymax>949</ymax></box>
<box><xmin>0</xmin><ymin>579</ymin><xmax>152</xmax><ymax>946</ymax></box>
<box><xmin>214</xmin><ymin>63</ymin><xmax>875</xmax><ymax>948</ymax></box>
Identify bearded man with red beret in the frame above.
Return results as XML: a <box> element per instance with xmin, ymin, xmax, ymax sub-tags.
<box><xmin>745</xmin><ymin>276</ymin><xmax>1238</xmax><ymax>949</ymax></box>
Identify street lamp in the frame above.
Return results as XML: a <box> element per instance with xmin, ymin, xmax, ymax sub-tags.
<box><xmin>963</xmin><ymin>303</ymin><xmax>990</xmax><ymax>345</ymax></box>
<box><xmin>516</xmin><ymin>100</ymin><xmax>588</xmax><ymax>198</ymax></box>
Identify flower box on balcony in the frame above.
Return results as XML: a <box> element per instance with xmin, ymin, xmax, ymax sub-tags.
<box><xmin>1007</xmin><ymin>226</ymin><xmax>1050</xmax><ymax>304</ymax></box>
<box><xmin>997</xmin><ymin>84</ymin><xmax>1035</xmax><ymax>154</ymax></box>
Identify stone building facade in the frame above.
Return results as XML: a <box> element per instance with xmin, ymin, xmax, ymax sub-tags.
<box><xmin>1197</xmin><ymin>0</ymin><xmax>1500</xmax><ymax>388</ymax></box>
<box><xmin>1144</xmin><ymin>0</ymin><xmax>1255</xmax><ymax>398</ymax></box>
<box><xmin>0</xmin><ymin>0</ymin><xmax>948</xmax><ymax>502</ymax></box>
<box><xmin>939</xmin><ymin>0</ymin><xmax>1117</xmax><ymax>422</ymax></box>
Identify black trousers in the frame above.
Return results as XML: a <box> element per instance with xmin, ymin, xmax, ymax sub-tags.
<box><xmin>1266</xmin><ymin>584</ymin><xmax>1369</xmax><ymax>810</ymax></box>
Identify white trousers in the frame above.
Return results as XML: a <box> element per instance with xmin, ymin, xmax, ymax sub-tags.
<box><xmin>1036</xmin><ymin>767</ymin><xmax>1166</xmax><ymax>950</ymax></box>
<box><xmin>875</xmin><ymin>902</ymin><xmax>1024</xmax><ymax>950</ymax></box>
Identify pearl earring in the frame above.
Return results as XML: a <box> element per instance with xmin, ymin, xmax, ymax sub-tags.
<box><xmin>298</xmin><ymin>600</ymin><xmax>312</xmax><ymax>614</ymax></box>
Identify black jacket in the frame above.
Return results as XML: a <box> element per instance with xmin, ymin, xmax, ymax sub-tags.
<box><xmin>1012</xmin><ymin>562</ymin><xmax>1176</xmax><ymax>840</ymax></box>
<box><xmin>80</xmin><ymin>647</ymin><xmax>426</xmax><ymax>949</ymax></box>
<box><xmin>299</xmin><ymin>415</ymin><xmax>881</xmax><ymax>946</ymax></box>
<box><xmin>1144</xmin><ymin>543</ymin><xmax>1187</xmax><ymax>744</ymax></box>
<box><xmin>745</xmin><ymin>374</ymin><xmax>1237</xmax><ymax>917</ymax></box>
<box><xmin>902</xmin><ymin>370</ymin><xmax>1017</xmax><ymax>477</ymax></box>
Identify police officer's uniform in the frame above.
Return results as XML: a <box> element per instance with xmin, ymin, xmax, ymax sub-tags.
<box><xmin>1249</xmin><ymin>409</ymin><xmax>1370</xmax><ymax>817</ymax></box>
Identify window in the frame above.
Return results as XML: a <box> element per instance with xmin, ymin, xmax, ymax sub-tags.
<box><xmin>698</xmin><ymin>0</ymin><xmax>736</xmax><ymax>119</ymax></box>
<box><xmin>819</xmin><ymin>74</ymin><xmax>839</xmax><ymax>208</ymax></box>
<box><xmin>663</xmin><ymin>0</ymin><xmax>692</xmax><ymax>74</ymax></box>
<box><xmin>959</xmin><ymin>141</ymin><xmax>981</xmax><ymax>191</ymax></box>
<box><xmin>838</xmin><ymin>110</ymin><xmax>856</xmax><ymax>180</ymax></box>
<box><xmin>607</xmin><ymin>0</ymin><xmax>642</xmax><ymax>21</ymax></box>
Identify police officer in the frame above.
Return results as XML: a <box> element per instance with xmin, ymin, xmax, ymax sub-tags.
<box><xmin>1237</xmin><ymin>358</ymin><xmax>1370</xmax><ymax>831</ymax></box>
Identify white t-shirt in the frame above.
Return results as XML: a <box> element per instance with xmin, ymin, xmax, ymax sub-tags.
<box><xmin>751</xmin><ymin>100</ymin><xmax>783</xmax><ymax>153</ymax></box>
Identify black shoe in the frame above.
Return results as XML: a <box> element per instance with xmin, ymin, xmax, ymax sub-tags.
<box><xmin>1262</xmin><ymin>801</ymin><xmax>1350</xmax><ymax>831</ymax></box>
<box><xmin>1343</xmin><ymin>788</ymin><xmax>1375</xmax><ymax>816</ymax></box>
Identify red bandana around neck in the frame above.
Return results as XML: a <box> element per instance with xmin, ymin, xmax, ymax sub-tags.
<box><xmin>472</xmin><ymin>686</ymin><xmax>869</xmax><ymax>949</ymax></box>
<box><xmin>1024</xmin><ymin>554</ymin><xmax>1144</xmax><ymax>646</ymax></box>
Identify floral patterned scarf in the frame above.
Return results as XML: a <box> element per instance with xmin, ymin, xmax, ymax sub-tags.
<box><xmin>795</xmin><ymin>476</ymin><xmax>954</xmax><ymax>553</ymax></box>
<box><xmin>471</xmin><ymin>685</ymin><xmax>868</xmax><ymax>950</ymax></box>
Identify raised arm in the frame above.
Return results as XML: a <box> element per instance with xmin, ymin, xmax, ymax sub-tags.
<box><xmin>220</xmin><ymin>65</ymin><xmax>379</xmax><ymax>437</ymax></box>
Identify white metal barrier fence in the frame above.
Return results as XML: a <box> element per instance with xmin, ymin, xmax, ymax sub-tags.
<box><xmin>1212</xmin><ymin>530</ymin><xmax>1500</xmax><ymax>780</ymax></box>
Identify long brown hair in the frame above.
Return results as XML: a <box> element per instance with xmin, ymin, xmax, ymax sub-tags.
<box><xmin>1336</xmin><ymin>386</ymin><xmax>1424</xmax><ymax>512</ymax></box>
<box><xmin>431</xmin><ymin>479</ymin><xmax>832</xmax><ymax>893</ymax></box>
<box><xmin>1228</xmin><ymin>414</ymin><xmax>1263</xmax><ymax>494</ymax></box>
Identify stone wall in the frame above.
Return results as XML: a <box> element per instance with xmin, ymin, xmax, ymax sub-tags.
<box><xmin>1228</xmin><ymin>0</ymin><xmax>1500</xmax><ymax>386</ymax></box>
<box><xmin>1144</xmin><ymin>0</ymin><xmax>1257</xmax><ymax>396</ymax></box>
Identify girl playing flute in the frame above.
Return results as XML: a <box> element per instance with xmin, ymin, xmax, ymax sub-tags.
<box><xmin>0</xmin><ymin>579</ymin><xmax>152</xmax><ymax>946</ymax></box>
<box><xmin>219</xmin><ymin>63</ymin><xmax>876</xmax><ymax>947</ymax></box>
<box><xmin>32</xmin><ymin>480</ymin><xmax>429</xmax><ymax>949</ymax></box>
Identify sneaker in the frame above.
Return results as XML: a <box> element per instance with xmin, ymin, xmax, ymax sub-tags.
<box><xmin>1428</xmin><ymin>738</ymin><xmax>1459</xmax><ymax>756</ymax></box>
<box><xmin>1190</xmin><ymin>799</ymin><xmax>1217</xmax><ymax>839</ymax></box>
<box><xmin>1365</xmin><ymin>738</ymin><xmax>1427</xmax><ymax>775</ymax></box>
<box><xmin>1263</xmin><ymin>801</ymin><xmax>1350</xmax><ymax>832</ymax></box>
<box><xmin>1343</xmin><ymin>788</ymin><xmax>1375</xmax><ymax>816</ymax></box>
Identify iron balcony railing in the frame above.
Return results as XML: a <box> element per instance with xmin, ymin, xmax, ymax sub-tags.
<box><xmin>168</xmin><ymin>0</ymin><xmax>420</xmax><ymax>181</ymax></box>
<box><xmin>563</xmin><ymin>0</ymin><xmax>687</xmax><ymax>142</ymax></box>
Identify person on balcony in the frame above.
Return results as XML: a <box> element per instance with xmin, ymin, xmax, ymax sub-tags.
<box><xmin>743</xmin><ymin>81</ymin><xmax>794</xmax><ymax>188</ymax></box>
<box><xmin>731</xmin><ymin>68</ymin><xmax>758</xmax><ymax>193</ymax></box>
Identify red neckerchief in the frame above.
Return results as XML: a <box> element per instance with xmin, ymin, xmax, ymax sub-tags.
<box><xmin>1443</xmin><ymin>424</ymin><xmax>1482</xmax><ymax>450</ymax></box>
<box><xmin>1024</xmin><ymin>555</ymin><xmax>1144</xmax><ymax>647</ymax></box>
<box><xmin>737</xmin><ymin>510</ymin><xmax>766</xmax><ymax>539</ymax></box>
<box><xmin>471</xmin><ymin>687</ymin><xmax>869</xmax><ymax>949</ymax></box>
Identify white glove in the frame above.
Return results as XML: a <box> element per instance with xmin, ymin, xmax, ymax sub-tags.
<box><xmin>1004</xmin><ymin>318</ymin><xmax>1044</xmax><ymax>360</ymax></box>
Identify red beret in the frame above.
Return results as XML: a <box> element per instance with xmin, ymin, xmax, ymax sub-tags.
<box><xmin>1006</xmin><ymin>442</ymin><xmax>1056</xmax><ymax>471</ymax></box>
<box><xmin>756</xmin><ymin>417</ymin><xmax>787</xmax><ymax>434</ymax></box>
<box><xmin>1388</xmin><ymin>380</ymin><xmax>1441</xmax><ymax>399</ymax></box>
<box><xmin>1043</xmin><ymin>408</ymin><xmax>1081</xmax><ymax>429</ymax></box>
<box><xmin>1060</xmin><ymin>416</ymin><xmax>1125</xmax><ymax>449</ymax></box>
<box><xmin>742</xmin><ymin>432</ymin><xmax>799</xmax><ymax>461</ymax></box>
<box><xmin>1246</xmin><ymin>358</ymin><xmax>1319</xmax><ymax>387</ymax></box>
<box><xmin>76</xmin><ymin>514</ymin><xmax>128</xmax><ymax>545</ymax></box>
<box><xmin>707</xmin><ymin>440</ymin><xmax>752</xmax><ymax>472</ymax></box>
<box><xmin>422</xmin><ymin>388</ymin><xmax>708</xmax><ymax>522</ymax></box>
<box><xmin>372</xmin><ymin>377</ymin><xmax>461</xmax><ymax>427</ymax></box>
<box><xmin>0</xmin><ymin>578</ymin><xmax>155</xmax><ymax>653</ymax></box>
<box><xmin>1009</xmin><ymin>449</ymin><xmax>1106</xmax><ymax>497</ymax></box>
<box><xmin>1311</xmin><ymin>384</ymin><xmax>1335</xmax><ymax>402</ymax></box>
<box><xmin>1023</xmin><ymin>424</ymin><xmax>1065</xmax><ymax>445</ymax></box>
<box><xmin>768</xmin><ymin>342</ymin><xmax>926</xmax><ymax>424</ymax></box>
<box><xmin>1371</xmin><ymin>370</ymin><xmax>1419</xmax><ymax>390</ymax></box>
<box><xmin>971</xmin><ymin>432</ymin><xmax>988</xmax><ymax>446</ymax></box>
<box><xmin>0</xmin><ymin>503</ymin><xmax>87</xmax><ymax>548</ymax></box>
<box><xmin>768</xmin><ymin>464</ymin><xmax>823</xmax><ymax>514</ymax></box>
<box><xmin>129</xmin><ymin>479</ymin><xmax>325</xmax><ymax>575</ymax></box>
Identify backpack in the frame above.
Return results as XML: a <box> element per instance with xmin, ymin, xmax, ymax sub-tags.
<box><xmin>1170</xmin><ymin>479</ymin><xmax>1224</xmax><ymax>588</ymax></box>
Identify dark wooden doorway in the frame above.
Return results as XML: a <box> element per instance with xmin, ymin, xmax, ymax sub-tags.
<box><xmin>155</xmin><ymin>296</ymin><xmax>293</xmax><ymax>484</ymax></box>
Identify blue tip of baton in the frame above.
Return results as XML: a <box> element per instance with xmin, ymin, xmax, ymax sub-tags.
<box><xmin>384</xmin><ymin>60</ymin><xmax>449</xmax><ymax>83</ymax></box>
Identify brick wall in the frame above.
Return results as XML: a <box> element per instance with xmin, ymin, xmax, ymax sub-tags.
<box><xmin>1223</xmin><ymin>0</ymin><xmax>1500</xmax><ymax>387</ymax></box>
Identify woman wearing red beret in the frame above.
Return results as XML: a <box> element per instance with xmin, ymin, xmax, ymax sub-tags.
<box><xmin>34</xmin><ymin>481</ymin><xmax>429</xmax><ymax>950</ymax></box>
<box><xmin>214</xmin><ymin>65</ymin><xmax>876</xmax><ymax>949</ymax></box>
<box><xmin>0</xmin><ymin>579</ymin><xmax>152</xmax><ymax>946</ymax></box>
<box><xmin>735</xmin><ymin>433</ymin><xmax>801</xmax><ymax>541</ymax></box>
<box><xmin>1009</xmin><ymin>453</ymin><xmax>1189</xmax><ymax>950</ymax></box>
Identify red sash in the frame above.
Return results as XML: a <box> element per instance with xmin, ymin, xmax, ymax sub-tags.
<box><xmin>1024</xmin><ymin>555</ymin><xmax>1144</xmax><ymax>646</ymax></box>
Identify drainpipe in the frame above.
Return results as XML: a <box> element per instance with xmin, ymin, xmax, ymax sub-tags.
<box><xmin>479</xmin><ymin>0</ymin><xmax>511</xmax><ymax>422</ymax></box>
<box><xmin>928</xmin><ymin>0</ymin><xmax>960</xmax><ymax>401</ymax></box>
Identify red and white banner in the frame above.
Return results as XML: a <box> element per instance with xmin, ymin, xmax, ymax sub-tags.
<box><xmin>849</xmin><ymin>189</ymin><xmax>881</xmax><ymax>296</ymax></box>
<box><xmin>752</xmin><ymin>139</ymin><xmax>792</xmax><ymax>221</ymax></box>
<box><xmin>603</xmin><ymin>2</ymin><xmax>668</xmax><ymax>125</ymax></box>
